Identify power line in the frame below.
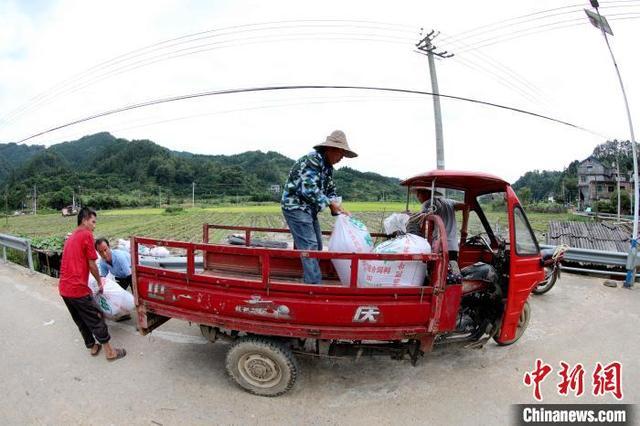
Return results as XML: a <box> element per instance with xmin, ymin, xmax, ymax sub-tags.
<box><xmin>15</xmin><ymin>84</ymin><xmax>604</xmax><ymax>144</ymax></box>
<box><xmin>5</xmin><ymin>5</ymin><xmax>640</xmax><ymax>126</ymax></box>
<box><xmin>455</xmin><ymin>13</ymin><xmax>640</xmax><ymax>53</ymax></box>
<box><xmin>440</xmin><ymin>1</ymin><xmax>639</xmax><ymax>45</ymax></box>
<box><xmin>440</xmin><ymin>31</ymin><xmax>550</xmax><ymax>108</ymax></box>
<box><xmin>447</xmin><ymin>55</ymin><xmax>545</xmax><ymax>108</ymax></box>
<box><xmin>0</xmin><ymin>33</ymin><xmax>417</xmax><ymax>129</ymax></box>
<box><xmin>110</xmin><ymin>94</ymin><xmax>427</xmax><ymax>133</ymax></box>
<box><xmin>0</xmin><ymin>21</ymin><xmax>418</xmax><ymax>126</ymax></box>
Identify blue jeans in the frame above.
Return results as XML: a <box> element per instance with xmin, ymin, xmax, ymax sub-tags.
<box><xmin>282</xmin><ymin>208</ymin><xmax>323</xmax><ymax>284</ymax></box>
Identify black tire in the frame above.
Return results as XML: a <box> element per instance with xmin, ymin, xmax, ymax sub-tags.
<box><xmin>493</xmin><ymin>300</ymin><xmax>531</xmax><ymax>346</ymax></box>
<box><xmin>225</xmin><ymin>336</ymin><xmax>299</xmax><ymax>397</ymax></box>
<box><xmin>532</xmin><ymin>266</ymin><xmax>558</xmax><ymax>295</ymax></box>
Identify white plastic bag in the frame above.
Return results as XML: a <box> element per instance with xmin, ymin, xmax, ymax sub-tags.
<box><xmin>383</xmin><ymin>213</ymin><xmax>410</xmax><ymax>235</ymax></box>
<box><xmin>149</xmin><ymin>246</ymin><xmax>170</xmax><ymax>257</ymax></box>
<box><xmin>361</xmin><ymin>234</ymin><xmax>431</xmax><ymax>287</ymax></box>
<box><xmin>88</xmin><ymin>274</ymin><xmax>135</xmax><ymax>319</ymax></box>
<box><xmin>117</xmin><ymin>238</ymin><xmax>151</xmax><ymax>255</ymax></box>
<box><xmin>328</xmin><ymin>215</ymin><xmax>374</xmax><ymax>286</ymax></box>
<box><xmin>117</xmin><ymin>238</ymin><xmax>131</xmax><ymax>252</ymax></box>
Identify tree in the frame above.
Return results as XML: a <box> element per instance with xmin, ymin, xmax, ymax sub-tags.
<box><xmin>610</xmin><ymin>190</ymin><xmax>631</xmax><ymax>215</ymax></box>
<box><xmin>154</xmin><ymin>161</ymin><xmax>176</xmax><ymax>186</ymax></box>
<box><xmin>517</xmin><ymin>187</ymin><xmax>532</xmax><ymax>205</ymax></box>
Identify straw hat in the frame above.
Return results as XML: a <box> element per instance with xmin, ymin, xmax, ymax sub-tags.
<box><xmin>313</xmin><ymin>130</ymin><xmax>358</xmax><ymax>158</ymax></box>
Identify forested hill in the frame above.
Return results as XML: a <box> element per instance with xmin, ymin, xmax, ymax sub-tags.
<box><xmin>512</xmin><ymin>139</ymin><xmax>635</xmax><ymax>204</ymax></box>
<box><xmin>0</xmin><ymin>132</ymin><xmax>405</xmax><ymax>209</ymax></box>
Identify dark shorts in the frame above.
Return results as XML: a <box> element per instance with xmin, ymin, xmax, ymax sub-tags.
<box><xmin>62</xmin><ymin>295</ymin><xmax>110</xmax><ymax>348</ymax></box>
<box><xmin>115</xmin><ymin>275</ymin><xmax>132</xmax><ymax>291</ymax></box>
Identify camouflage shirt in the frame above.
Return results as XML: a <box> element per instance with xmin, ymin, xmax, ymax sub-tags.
<box><xmin>281</xmin><ymin>150</ymin><xmax>338</xmax><ymax>213</ymax></box>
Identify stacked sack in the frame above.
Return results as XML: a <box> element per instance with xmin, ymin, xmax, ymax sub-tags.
<box><xmin>328</xmin><ymin>215</ymin><xmax>374</xmax><ymax>286</ymax></box>
<box><xmin>328</xmin><ymin>213</ymin><xmax>431</xmax><ymax>287</ymax></box>
<box><xmin>361</xmin><ymin>213</ymin><xmax>430</xmax><ymax>287</ymax></box>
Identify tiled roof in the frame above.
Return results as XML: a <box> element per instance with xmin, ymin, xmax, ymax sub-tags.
<box><xmin>546</xmin><ymin>221</ymin><xmax>631</xmax><ymax>252</ymax></box>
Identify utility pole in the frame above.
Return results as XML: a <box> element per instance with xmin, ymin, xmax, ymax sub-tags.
<box><xmin>33</xmin><ymin>184</ymin><xmax>37</xmax><ymax>215</ymax></box>
<box><xmin>616</xmin><ymin>158</ymin><xmax>621</xmax><ymax>221</ymax></box>
<box><xmin>192</xmin><ymin>182</ymin><xmax>195</xmax><ymax>208</ymax></box>
<box><xmin>586</xmin><ymin>1</ymin><xmax>638</xmax><ymax>287</ymax></box>
<box><xmin>415</xmin><ymin>29</ymin><xmax>453</xmax><ymax>170</ymax></box>
<box><xmin>158</xmin><ymin>186</ymin><xmax>162</xmax><ymax>207</ymax></box>
<box><xmin>4</xmin><ymin>185</ymin><xmax>8</xmax><ymax>226</ymax></box>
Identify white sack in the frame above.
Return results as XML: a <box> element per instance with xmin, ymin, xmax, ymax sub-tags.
<box><xmin>383</xmin><ymin>213</ymin><xmax>411</xmax><ymax>235</ymax></box>
<box><xmin>328</xmin><ymin>215</ymin><xmax>374</xmax><ymax>286</ymax></box>
<box><xmin>117</xmin><ymin>239</ymin><xmax>131</xmax><ymax>252</ymax></box>
<box><xmin>361</xmin><ymin>234</ymin><xmax>431</xmax><ymax>288</ymax></box>
<box><xmin>88</xmin><ymin>274</ymin><xmax>135</xmax><ymax>319</ymax></box>
<box><xmin>118</xmin><ymin>238</ymin><xmax>151</xmax><ymax>255</ymax></box>
<box><xmin>149</xmin><ymin>246</ymin><xmax>170</xmax><ymax>257</ymax></box>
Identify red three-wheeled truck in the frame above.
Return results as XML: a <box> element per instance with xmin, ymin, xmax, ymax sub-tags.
<box><xmin>132</xmin><ymin>170</ymin><xmax>548</xmax><ymax>396</ymax></box>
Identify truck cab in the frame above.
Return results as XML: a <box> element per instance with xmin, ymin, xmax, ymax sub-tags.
<box><xmin>402</xmin><ymin>169</ymin><xmax>544</xmax><ymax>344</ymax></box>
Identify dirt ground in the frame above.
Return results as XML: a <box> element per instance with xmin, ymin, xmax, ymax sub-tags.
<box><xmin>0</xmin><ymin>261</ymin><xmax>637</xmax><ymax>425</ymax></box>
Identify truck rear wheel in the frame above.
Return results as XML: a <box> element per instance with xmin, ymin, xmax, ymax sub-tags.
<box><xmin>493</xmin><ymin>300</ymin><xmax>530</xmax><ymax>346</ymax></box>
<box><xmin>225</xmin><ymin>336</ymin><xmax>298</xmax><ymax>397</ymax></box>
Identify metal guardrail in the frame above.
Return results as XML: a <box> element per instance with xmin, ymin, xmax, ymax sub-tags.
<box><xmin>540</xmin><ymin>244</ymin><xmax>629</xmax><ymax>268</ymax></box>
<box><xmin>540</xmin><ymin>243</ymin><xmax>640</xmax><ymax>278</ymax></box>
<box><xmin>572</xmin><ymin>211</ymin><xmax>633</xmax><ymax>221</ymax></box>
<box><xmin>0</xmin><ymin>234</ymin><xmax>34</xmax><ymax>271</ymax></box>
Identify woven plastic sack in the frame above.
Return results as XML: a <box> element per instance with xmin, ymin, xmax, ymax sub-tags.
<box><xmin>383</xmin><ymin>213</ymin><xmax>410</xmax><ymax>235</ymax></box>
<box><xmin>328</xmin><ymin>215</ymin><xmax>374</xmax><ymax>286</ymax></box>
<box><xmin>361</xmin><ymin>234</ymin><xmax>431</xmax><ymax>287</ymax></box>
<box><xmin>149</xmin><ymin>246</ymin><xmax>170</xmax><ymax>257</ymax></box>
<box><xmin>88</xmin><ymin>274</ymin><xmax>135</xmax><ymax>319</ymax></box>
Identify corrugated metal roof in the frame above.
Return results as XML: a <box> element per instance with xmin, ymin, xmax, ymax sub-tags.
<box><xmin>546</xmin><ymin>221</ymin><xmax>631</xmax><ymax>252</ymax></box>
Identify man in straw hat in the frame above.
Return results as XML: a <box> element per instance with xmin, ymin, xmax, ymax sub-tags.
<box><xmin>409</xmin><ymin>187</ymin><xmax>465</xmax><ymax>275</ymax></box>
<box><xmin>281</xmin><ymin>130</ymin><xmax>357</xmax><ymax>284</ymax></box>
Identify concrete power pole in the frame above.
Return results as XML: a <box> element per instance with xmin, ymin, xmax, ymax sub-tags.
<box><xmin>4</xmin><ymin>185</ymin><xmax>8</xmax><ymax>226</ymax></box>
<box><xmin>416</xmin><ymin>30</ymin><xmax>453</xmax><ymax>170</ymax></box>
<box><xmin>616</xmin><ymin>158</ymin><xmax>621</xmax><ymax>221</ymax></box>
<box><xmin>33</xmin><ymin>184</ymin><xmax>37</xmax><ymax>215</ymax></box>
<box><xmin>192</xmin><ymin>182</ymin><xmax>195</xmax><ymax>208</ymax></box>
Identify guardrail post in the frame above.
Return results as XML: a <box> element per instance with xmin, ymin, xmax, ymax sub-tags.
<box><xmin>26</xmin><ymin>244</ymin><xmax>34</xmax><ymax>272</ymax></box>
<box><xmin>1</xmin><ymin>233</ymin><xmax>34</xmax><ymax>270</ymax></box>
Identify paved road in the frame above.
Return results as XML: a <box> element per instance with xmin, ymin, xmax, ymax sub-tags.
<box><xmin>0</xmin><ymin>262</ymin><xmax>637</xmax><ymax>425</ymax></box>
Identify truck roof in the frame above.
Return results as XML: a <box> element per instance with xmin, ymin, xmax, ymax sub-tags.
<box><xmin>400</xmin><ymin>170</ymin><xmax>509</xmax><ymax>194</ymax></box>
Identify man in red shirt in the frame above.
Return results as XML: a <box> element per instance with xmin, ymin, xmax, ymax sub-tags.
<box><xmin>59</xmin><ymin>207</ymin><xmax>126</xmax><ymax>361</ymax></box>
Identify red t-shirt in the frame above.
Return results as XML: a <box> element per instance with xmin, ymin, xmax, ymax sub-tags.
<box><xmin>59</xmin><ymin>228</ymin><xmax>98</xmax><ymax>298</ymax></box>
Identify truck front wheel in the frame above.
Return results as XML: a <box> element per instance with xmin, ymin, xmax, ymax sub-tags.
<box><xmin>493</xmin><ymin>300</ymin><xmax>531</xmax><ymax>346</ymax></box>
<box><xmin>225</xmin><ymin>336</ymin><xmax>299</xmax><ymax>397</ymax></box>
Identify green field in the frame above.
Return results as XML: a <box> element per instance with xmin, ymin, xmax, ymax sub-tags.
<box><xmin>1</xmin><ymin>202</ymin><xmax>575</xmax><ymax>250</ymax></box>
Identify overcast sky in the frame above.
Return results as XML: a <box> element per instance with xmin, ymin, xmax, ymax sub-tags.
<box><xmin>1</xmin><ymin>0</ymin><xmax>639</xmax><ymax>182</ymax></box>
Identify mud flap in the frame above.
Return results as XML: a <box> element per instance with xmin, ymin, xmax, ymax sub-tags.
<box><xmin>137</xmin><ymin>305</ymin><xmax>170</xmax><ymax>335</ymax></box>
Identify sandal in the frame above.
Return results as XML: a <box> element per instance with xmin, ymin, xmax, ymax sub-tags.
<box><xmin>90</xmin><ymin>344</ymin><xmax>102</xmax><ymax>356</ymax></box>
<box><xmin>107</xmin><ymin>348</ymin><xmax>127</xmax><ymax>362</ymax></box>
